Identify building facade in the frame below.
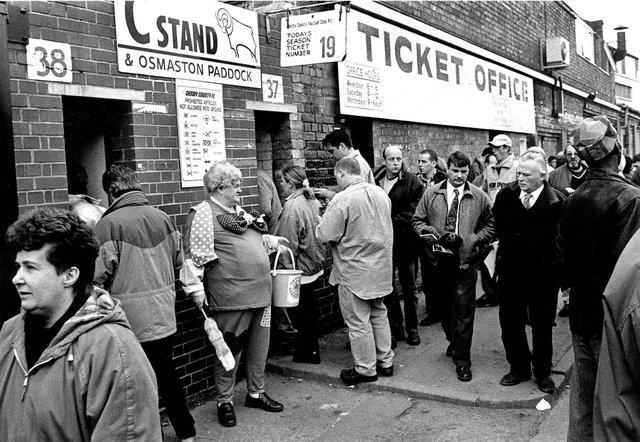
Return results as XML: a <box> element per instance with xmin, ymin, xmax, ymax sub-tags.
<box><xmin>0</xmin><ymin>0</ymin><xmax>634</xmax><ymax>398</ymax></box>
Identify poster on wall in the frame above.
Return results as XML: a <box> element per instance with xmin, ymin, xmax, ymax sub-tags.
<box><xmin>114</xmin><ymin>0</ymin><xmax>261</xmax><ymax>88</ymax></box>
<box><xmin>176</xmin><ymin>79</ymin><xmax>225</xmax><ymax>188</ymax></box>
<box><xmin>280</xmin><ymin>8</ymin><xmax>347</xmax><ymax>67</ymax></box>
<box><xmin>338</xmin><ymin>9</ymin><xmax>536</xmax><ymax>134</ymax></box>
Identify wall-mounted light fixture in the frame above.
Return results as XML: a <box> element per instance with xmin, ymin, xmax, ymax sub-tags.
<box><xmin>587</xmin><ymin>92</ymin><xmax>597</xmax><ymax>101</ymax></box>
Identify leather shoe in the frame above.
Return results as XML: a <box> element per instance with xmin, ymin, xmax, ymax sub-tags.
<box><xmin>377</xmin><ymin>362</ymin><xmax>394</xmax><ymax>377</ymax></box>
<box><xmin>407</xmin><ymin>331</ymin><xmax>421</xmax><ymax>346</ymax></box>
<box><xmin>217</xmin><ymin>402</ymin><xmax>236</xmax><ymax>427</ymax></box>
<box><xmin>420</xmin><ymin>315</ymin><xmax>440</xmax><ymax>326</ymax></box>
<box><xmin>558</xmin><ymin>304</ymin><xmax>570</xmax><ymax>318</ymax></box>
<box><xmin>245</xmin><ymin>393</ymin><xmax>284</xmax><ymax>413</ymax></box>
<box><xmin>340</xmin><ymin>367</ymin><xmax>378</xmax><ymax>385</ymax></box>
<box><xmin>500</xmin><ymin>370</ymin><xmax>532</xmax><ymax>386</ymax></box>
<box><xmin>476</xmin><ymin>293</ymin><xmax>498</xmax><ymax>308</ymax></box>
<box><xmin>446</xmin><ymin>343</ymin><xmax>454</xmax><ymax>357</ymax></box>
<box><xmin>537</xmin><ymin>376</ymin><xmax>556</xmax><ymax>394</ymax></box>
<box><xmin>456</xmin><ymin>365</ymin><xmax>472</xmax><ymax>382</ymax></box>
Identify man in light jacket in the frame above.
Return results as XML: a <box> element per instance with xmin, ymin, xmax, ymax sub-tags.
<box><xmin>317</xmin><ymin>157</ymin><xmax>395</xmax><ymax>385</ymax></box>
<box><xmin>413</xmin><ymin>151</ymin><xmax>495</xmax><ymax>382</ymax></box>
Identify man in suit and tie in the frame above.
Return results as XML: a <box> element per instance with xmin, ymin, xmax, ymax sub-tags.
<box><xmin>492</xmin><ymin>151</ymin><xmax>566</xmax><ymax>394</ymax></box>
<box><xmin>412</xmin><ymin>151</ymin><xmax>495</xmax><ymax>382</ymax></box>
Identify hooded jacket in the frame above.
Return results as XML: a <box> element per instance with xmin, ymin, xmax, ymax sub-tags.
<box><xmin>273</xmin><ymin>190</ymin><xmax>325</xmax><ymax>277</ymax></box>
<box><xmin>94</xmin><ymin>190</ymin><xmax>183</xmax><ymax>342</ymax></box>
<box><xmin>0</xmin><ymin>288</ymin><xmax>160</xmax><ymax>441</ymax></box>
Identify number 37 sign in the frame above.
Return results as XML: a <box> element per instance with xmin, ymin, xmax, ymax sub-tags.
<box><xmin>281</xmin><ymin>8</ymin><xmax>347</xmax><ymax>67</ymax></box>
<box><xmin>26</xmin><ymin>39</ymin><xmax>73</xmax><ymax>83</ymax></box>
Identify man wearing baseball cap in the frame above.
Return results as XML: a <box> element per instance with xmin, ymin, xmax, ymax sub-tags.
<box><xmin>477</xmin><ymin>134</ymin><xmax>519</xmax><ymax>308</ymax></box>
<box><xmin>557</xmin><ymin>115</ymin><xmax>640</xmax><ymax>441</ymax></box>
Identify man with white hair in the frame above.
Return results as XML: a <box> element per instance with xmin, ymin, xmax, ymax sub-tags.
<box><xmin>492</xmin><ymin>151</ymin><xmax>566</xmax><ymax>394</ymax></box>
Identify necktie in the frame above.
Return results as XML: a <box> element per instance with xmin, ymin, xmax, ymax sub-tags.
<box><xmin>523</xmin><ymin>193</ymin><xmax>533</xmax><ymax>209</ymax></box>
<box><xmin>445</xmin><ymin>189</ymin><xmax>459</xmax><ymax>232</ymax></box>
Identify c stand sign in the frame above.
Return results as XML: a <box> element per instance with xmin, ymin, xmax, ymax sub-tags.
<box><xmin>280</xmin><ymin>8</ymin><xmax>347</xmax><ymax>67</ymax></box>
<box><xmin>114</xmin><ymin>0</ymin><xmax>261</xmax><ymax>88</ymax></box>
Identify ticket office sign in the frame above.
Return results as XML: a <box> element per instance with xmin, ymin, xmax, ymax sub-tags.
<box><xmin>281</xmin><ymin>8</ymin><xmax>347</xmax><ymax>67</ymax></box>
<box><xmin>115</xmin><ymin>0</ymin><xmax>261</xmax><ymax>88</ymax></box>
<box><xmin>176</xmin><ymin>80</ymin><xmax>226</xmax><ymax>188</ymax></box>
<box><xmin>339</xmin><ymin>9</ymin><xmax>535</xmax><ymax>133</ymax></box>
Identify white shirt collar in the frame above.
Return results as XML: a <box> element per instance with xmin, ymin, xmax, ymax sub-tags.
<box><xmin>520</xmin><ymin>184</ymin><xmax>544</xmax><ymax>208</ymax></box>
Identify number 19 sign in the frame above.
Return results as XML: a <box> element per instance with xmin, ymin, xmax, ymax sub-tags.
<box><xmin>280</xmin><ymin>8</ymin><xmax>347</xmax><ymax>67</ymax></box>
<box><xmin>26</xmin><ymin>39</ymin><xmax>72</xmax><ymax>83</ymax></box>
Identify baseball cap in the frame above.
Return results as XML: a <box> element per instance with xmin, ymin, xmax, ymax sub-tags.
<box><xmin>488</xmin><ymin>134</ymin><xmax>512</xmax><ymax>147</ymax></box>
<box><xmin>570</xmin><ymin>115</ymin><xmax>620</xmax><ymax>163</ymax></box>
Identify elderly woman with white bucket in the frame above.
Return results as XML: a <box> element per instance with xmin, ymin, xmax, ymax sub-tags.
<box><xmin>274</xmin><ymin>165</ymin><xmax>325</xmax><ymax>364</ymax></box>
<box><xmin>181</xmin><ymin>161</ymin><xmax>289</xmax><ymax>428</ymax></box>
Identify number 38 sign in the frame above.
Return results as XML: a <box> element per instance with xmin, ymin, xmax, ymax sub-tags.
<box><xmin>26</xmin><ymin>39</ymin><xmax>73</xmax><ymax>83</ymax></box>
<box><xmin>280</xmin><ymin>8</ymin><xmax>347</xmax><ymax>67</ymax></box>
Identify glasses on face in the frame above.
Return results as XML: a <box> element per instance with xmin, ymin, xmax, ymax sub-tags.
<box><xmin>565</xmin><ymin>152</ymin><xmax>578</xmax><ymax>158</ymax></box>
<box><xmin>222</xmin><ymin>183</ymin><xmax>241</xmax><ymax>190</ymax></box>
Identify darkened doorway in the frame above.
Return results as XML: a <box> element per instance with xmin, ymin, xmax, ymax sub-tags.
<box><xmin>62</xmin><ymin>96</ymin><xmax>130</xmax><ymax>205</ymax></box>
<box><xmin>342</xmin><ymin>116</ymin><xmax>374</xmax><ymax>166</ymax></box>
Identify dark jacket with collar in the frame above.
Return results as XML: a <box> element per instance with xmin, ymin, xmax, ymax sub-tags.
<box><xmin>493</xmin><ymin>181</ymin><xmax>565</xmax><ymax>280</ymax></box>
<box><xmin>374</xmin><ymin>164</ymin><xmax>425</xmax><ymax>251</ymax></box>
<box><xmin>558</xmin><ymin>168</ymin><xmax>640</xmax><ymax>337</ymax></box>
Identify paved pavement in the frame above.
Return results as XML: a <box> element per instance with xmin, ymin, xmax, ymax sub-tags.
<box><xmin>163</xmin><ymin>291</ymin><xmax>574</xmax><ymax>441</ymax></box>
<box><xmin>268</xmin><ymin>298</ymin><xmax>573</xmax><ymax>409</ymax></box>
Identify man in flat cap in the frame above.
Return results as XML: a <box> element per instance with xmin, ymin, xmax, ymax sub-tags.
<box><xmin>558</xmin><ymin>115</ymin><xmax>640</xmax><ymax>441</ymax></box>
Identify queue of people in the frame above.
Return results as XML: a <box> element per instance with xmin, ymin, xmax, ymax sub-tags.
<box><xmin>1</xmin><ymin>117</ymin><xmax>639</xmax><ymax>440</ymax></box>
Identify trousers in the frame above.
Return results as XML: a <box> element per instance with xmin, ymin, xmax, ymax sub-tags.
<box><xmin>338</xmin><ymin>286</ymin><xmax>394</xmax><ymax>376</ymax></box>
<box><xmin>141</xmin><ymin>334</ymin><xmax>196</xmax><ymax>439</ymax></box>
<box><xmin>429</xmin><ymin>254</ymin><xmax>477</xmax><ymax>367</ymax></box>
<box><xmin>211</xmin><ymin>307</ymin><xmax>271</xmax><ymax>404</ymax></box>
<box><xmin>384</xmin><ymin>251</ymin><xmax>419</xmax><ymax>338</ymax></box>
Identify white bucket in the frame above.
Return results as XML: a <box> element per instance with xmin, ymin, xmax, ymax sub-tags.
<box><xmin>271</xmin><ymin>247</ymin><xmax>302</xmax><ymax>307</ymax></box>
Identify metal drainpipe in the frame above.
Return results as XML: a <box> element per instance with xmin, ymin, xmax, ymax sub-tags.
<box><xmin>0</xmin><ymin>1</ymin><xmax>20</xmax><ymax>323</ymax></box>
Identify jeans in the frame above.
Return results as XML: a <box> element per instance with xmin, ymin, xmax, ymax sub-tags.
<box><xmin>384</xmin><ymin>252</ymin><xmax>419</xmax><ymax>337</ymax></box>
<box><xmin>338</xmin><ymin>286</ymin><xmax>394</xmax><ymax>376</ymax></box>
<box><xmin>212</xmin><ymin>307</ymin><xmax>271</xmax><ymax>404</ymax></box>
<box><xmin>568</xmin><ymin>332</ymin><xmax>602</xmax><ymax>442</ymax></box>
<box><xmin>141</xmin><ymin>335</ymin><xmax>196</xmax><ymax>439</ymax></box>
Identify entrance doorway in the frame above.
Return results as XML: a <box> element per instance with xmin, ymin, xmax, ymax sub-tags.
<box><xmin>62</xmin><ymin>96</ymin><xmax>129</xmax><ymax>206</ymax></box>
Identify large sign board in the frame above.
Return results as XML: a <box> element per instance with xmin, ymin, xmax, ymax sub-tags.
<box><xmin>115</xmin><ymin>0</ymin><xmax>261</xmax><ymax>88</ymax></box>
<box><xmin>280</xmin><ymin>9</ymin><xmax>347</xmax><ymax>67</ymax></box>
<box><xmin>176</xmin><ymin>80</ymin><xmax>226</xmax><ymax>188</ymax></box>
<box><xmin>339</xmin><ymin>10</ymin><xmax>535</xmax><ymax>133</ymax></box>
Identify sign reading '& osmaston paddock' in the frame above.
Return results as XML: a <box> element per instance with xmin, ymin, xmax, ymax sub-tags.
<box><xmin>339</xmin><ymin>9</ymin><xmax>535</xmax><ymax>133</ymax></box>
<box><xmin>114</xmin><ymin>0</ymin><xmax>261</xmax><ymax>88</ymax></box>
